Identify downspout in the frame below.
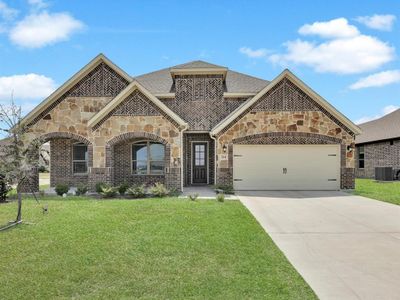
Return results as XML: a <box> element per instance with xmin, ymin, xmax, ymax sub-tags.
<box><xmin>209</xmin><ymin>132</ymin><xmax>218</xmax><ymax>187</ymax></box>
<box><xmin>180</xmin><ymin>124</ymin><xmax>189</xmax><ymax>192</ymax></box>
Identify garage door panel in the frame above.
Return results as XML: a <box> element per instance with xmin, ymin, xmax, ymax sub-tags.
<box><xmin>233</xmin><ymin>145</ymin><xmax>340</xmax><ymax>190</ymax></box>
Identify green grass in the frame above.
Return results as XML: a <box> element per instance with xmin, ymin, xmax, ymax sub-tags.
<box><xmin>0</xmin><ymin>196</ymin><xmax>316</xmax><ymax>300</ymax></box>
<box><xmin>355</xmin><ymin>178</ymin><xmax>400</xmax><ymax>205</ymax></box>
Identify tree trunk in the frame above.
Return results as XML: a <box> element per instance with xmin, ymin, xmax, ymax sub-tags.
<box><xmin>15</xmin><ymin>191</ymin><xmax>22</xmax><ymax>222</ymax></box>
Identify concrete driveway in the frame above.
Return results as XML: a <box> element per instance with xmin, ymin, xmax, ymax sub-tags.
<box><xmin>238</xmin><ymin>191</ymin><xmax>400</xmax><ymax>300</ymax></box>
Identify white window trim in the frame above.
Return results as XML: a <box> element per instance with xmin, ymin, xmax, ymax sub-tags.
<box><xmin>131</xmin><ymin>140</ymin><xmax>165</xmax><ymax>175</ymax></box>
<box><xmin>72</xmin><ymin>142</ymin><xmax>88</xmax><ymax>175</ymax></box>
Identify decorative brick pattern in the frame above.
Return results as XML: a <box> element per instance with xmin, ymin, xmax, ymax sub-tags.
<box><xmin>161</xmin><ymin>75</ymin><xmax>247</xmax><ymax>130</ymax></box>
<box><xmin>218</xmin><ymin>77</ymin><xmax>355</xmax><ymax>137</ymax></box>
<box><xmin>356</xmin><ymin>140</ymin><xmax>400</xmax><ymax>178</ymax></box>
<box><xmin>93</xmin><ymin>90</ymin><xmax>180</xmax><ymax>131</ymax></box>
<box><xmin>183</xmin><ymin>133</ymin><xmax>215</xmax><ymax>186</ymax></box>
<box><xmin>27</xmin><ymin>62</ymin><xmax>129</xmax><ymax>128</ymax></box>
<box><xmin>112</xmin><ymin>90</ymin><xmax>160</xmax><ymax>116</ymax></box>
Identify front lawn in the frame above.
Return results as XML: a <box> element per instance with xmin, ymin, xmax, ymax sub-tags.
<box><xmin>0</xmin><ymin>197</ymin><xmax>316</xmax><ymax>299</ymax></box>
<box><xmin>355</xmin><ymin>178</ymin><xmax>400</xmax><ymax>205</ymax></box>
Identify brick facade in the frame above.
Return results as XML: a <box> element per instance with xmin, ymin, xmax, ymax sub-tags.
<box><xmin>20</xmin><ymin>57</ymin><xmax>357</xmax><ymax>193</ymax></box>
<box><xmin>215</xmin><ymin>77</ymin><xmax>356</xmax><ymax>190</ymax></box>
<box><xmin>161</xmin><ymin>75</ymin><xmax>247</xmax><ymax>130</ymax></box>
<box><xmin>356</xmin><ymin>140</ymin><xmax>400</xmax><ymax>178</ymax></box>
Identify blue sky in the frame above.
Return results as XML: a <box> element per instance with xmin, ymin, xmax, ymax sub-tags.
<box><xmin>0</xmin><ymin>0</ymin><xmax>399</xmax><ymax>124</ymax></box>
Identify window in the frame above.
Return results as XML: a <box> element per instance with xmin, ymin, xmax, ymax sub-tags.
<box><xmin>72</xmin><ymin>143</ymin><xmax>88</xmax><ymax>174</ymax></box>
<box><xmin>358</xmin><ymin>146</ymin><xmax>364</xmax><ymax>169</ymax></box>
<box><xmin>132</xmin><ymin>141</ymin><xmax>165</xmax><ymax>175</ymax></box>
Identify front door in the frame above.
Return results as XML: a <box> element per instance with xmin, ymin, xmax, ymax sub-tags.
<box><xmin>192</xmin><ymin>143</ymin><xmax>208</xmax><ymax>184</ymax></box>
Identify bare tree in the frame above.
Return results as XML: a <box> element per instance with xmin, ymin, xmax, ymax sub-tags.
<box><xmin>0</xmin><ymin>98</ymin><xmax>39</xmax><ymax>228</ymax></box>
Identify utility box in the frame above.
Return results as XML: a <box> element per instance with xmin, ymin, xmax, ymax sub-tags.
<box><xmin>375</xmin><ymin>167</ymin><xmax>393</xmax><ymax>181</ymax></box>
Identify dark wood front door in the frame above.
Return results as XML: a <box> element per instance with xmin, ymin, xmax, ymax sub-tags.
<box><xmin>192</xmin><ymin>143</ymin><xmax>207</xmax><ymax>184</ymax></box>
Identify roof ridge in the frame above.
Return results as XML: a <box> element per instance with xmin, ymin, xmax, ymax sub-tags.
<box><xmin>359</xmin><ymin>108</ymin><xmax>400</xmax><ymax>126</ymax></box>
<box><xmin>227</xmin><ymin>69</ymin><xmax>269</xmax><ymax>83</ymax></box>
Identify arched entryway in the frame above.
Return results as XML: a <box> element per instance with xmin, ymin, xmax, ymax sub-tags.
<box><xmin>22</xmin><ymin>132</ymin><xmax>93</xmax><ymax>192</ymax></box>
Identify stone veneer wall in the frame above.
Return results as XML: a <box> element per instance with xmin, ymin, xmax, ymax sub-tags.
<box><xmin>356</xmin><ymin>140</ymin><xmax>400</xmax><ymax>178</ymax></box>
<box><xmin>216</xmin><ymin>111</ymin><xmax>355</xmax><ymax>189</ymax></box>
<box><xmin>24</xmin><ymin>75</ymin><xmax>183</xmax><ymax>191</ymax></box>
<box><xmin>183</xmin><ymin>133</ymin><xmax>215</xmax><ymax>186</ymax></box>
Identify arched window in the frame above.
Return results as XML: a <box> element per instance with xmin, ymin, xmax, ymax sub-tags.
<box><xmin>132</xmin><ymin>141</ymin><xmax>165</xmax><ymax>175</ymax></box>
<box><xmin>72</xmin><ymin>143</ymin><xmax>88</xmax><ymax>174</ymax></box>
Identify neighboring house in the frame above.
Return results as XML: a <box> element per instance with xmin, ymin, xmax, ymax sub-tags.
<box><xmin>19</xmin><ymin>54</ymin><xmax>360</xmax><ymax>192</ymax></box>
<box><xmin>355</xmin><ymin>109</ymin><xmax>400</xmax><ymax>178</ymax></box>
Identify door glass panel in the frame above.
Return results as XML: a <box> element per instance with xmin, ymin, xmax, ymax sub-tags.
<box><xmin>194</xmin><ymin>144</ymin><xmax>205</xmax><ymax>166</ymax></box>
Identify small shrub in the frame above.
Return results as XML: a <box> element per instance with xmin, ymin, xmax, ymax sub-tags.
<box><xmin>55</xmin><ymin>184</ymin><xmax>69</xmax><ymax>196</ymax></box>
<box><xmin>76</xmin><ymin>183</ymin><xmax>88</xmax><ymax>196</ymax></box>
<box><xmin>149</xmin><ymin>183</ymin><xmax>169</xmax><ymax>198</ymax></box>
<box><xmin>100</xmin><ymin>185</ymin><xmax>118</xmax><ymax>198</ymax></box>
<box><xmin>214</xmin><ymin>184</ymin><xmax>234</xmax><ymax>195</ymax></box>
<box><xmin>216</xmin><ymin>193</ymin><xmax>225</xmax><ymax>202</ymax></box>
<box><xmin>168</xmin><ymin>187</ymin><xmax>180</xmax><ymax>197</ymax></box>
<box><xmin>189</xmin><ymin>193</ymin><xmax>199</xmax><ymax>201</ymax></box>
<box><xmin>118</xmin><ymin>182</ymin><xmax>129</xmax><ymax>195</ymax></box>
<box><xmin>127</xmin><ymin>184</ymin><xmax>146</xmax><ymax>198</ymax></box>
<box><xmin>0</xmin><ymin>175</ymin><xmax>11</xmax><ymax>203</ymax></box>
<box><xmin>95</xmin><ymin>182</ymin><xmax>106</xmax><ymax>194</ymax></box>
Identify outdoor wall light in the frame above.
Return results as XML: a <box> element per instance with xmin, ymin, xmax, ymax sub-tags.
<box><xmin>347</xmin><ymin>145</ymin><xmax>354</xmax><ymax>152</ymax></box>
<box><xmin>223</xmin><ymin>144</ymin><xmax>227</xmax><ymax>153</ymax></box>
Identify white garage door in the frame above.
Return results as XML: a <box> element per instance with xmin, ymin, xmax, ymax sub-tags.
<box><xmin>233</xmin><ymin>144</ymin><xmax>340</xmax><ymax>190</ymax></box>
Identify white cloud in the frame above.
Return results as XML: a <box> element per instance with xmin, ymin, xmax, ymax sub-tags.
<box><xmin>0</xmin><ymin>74</ymin><xmax>56</xmax><ymax>101</ymax></box>
<box><xmin>239</xmin><ymin>47</ymin><xmax>269</xmax><ymax>58</ymax></box>
<box><xmin>356</xmin><ymin>14</ymin><xmax>396</xmax><ymax>31</ymax></box>
<box><xmin>355</xmin><ymin>105</ymin><xmax>399</xmax><ymax>124</ymax></box>
<box><xmin>0</xmin><ymin>1</ymin><xmax>18</xmax><ymax>21</ymax></box>
<box><xmin>9</xmin><ymin>11</ymin><xmax>84</xmax><ymax>48</ymax></box>
<box><xmin>269</xmin><ymin>18</ymin><xmax>394</xmax><ymax>74</ymax></box>
<box><xmin>28</xmin><ymin>0</ymin><xmax>49</xmax><ymax>10</ymax></box>
<box><xmin>349</xmin><ymin>70</ymin><xmax>400</xmax><ymax>89</ymax></box>
<box><xmin>299</xmin><ymin>18</ymin><xmax>359</xmax><ymax>38</ymax></box>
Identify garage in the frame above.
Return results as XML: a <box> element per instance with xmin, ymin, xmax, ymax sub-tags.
<box><xmin>233</xmin><ymin>144</ymin><xmax>340</xmax><ymax>190</ymax></box>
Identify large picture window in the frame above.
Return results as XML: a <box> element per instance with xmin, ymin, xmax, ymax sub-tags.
<box><xmin>132</xmin><ymin>141</ymin><xmax>165</xmax><ymax>175</ymax></box>
<box><xmin>72</xmin><ymin>143</ymin><xmax>88</xmax><ymax>174</ymax></box>
<box><xmin>358</xmin><ymin>146</ymin><xmax>365</xmax><ymax>169</ymax></box>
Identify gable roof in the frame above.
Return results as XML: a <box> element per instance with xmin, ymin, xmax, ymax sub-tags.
<box><xmin>20</xmin><ymin>54</ymin><xmax>133</xmax><ymax>127</ymax></box>
<box><xmin>88</xmin><ymin>80</ymin><xmax>187</xmax><ymax>129</ymax></box>
<box><xmin>135</xmin><ymin>63</ymin><xmax>269</xmax><ymax>95</ymax></box>
<box><xmin>210</xmin><ymin>69</ymin><xmax>362</xmax><ymax>136</ymax></box>
<box><xmin>355</xmin><ymin>109</ymin><xmax>400</xmax><ymax>144</ymax></box>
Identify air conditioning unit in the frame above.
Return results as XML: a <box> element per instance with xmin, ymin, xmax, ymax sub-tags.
<box><xmin>375</xmin><ymin>167</ymin><xmax>393</xmax><ymax>181</ymax></box>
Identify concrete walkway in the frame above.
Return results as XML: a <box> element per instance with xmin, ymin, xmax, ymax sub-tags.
<box><xmin>180</xmin><ymin>185</ymin><xmax>238</xmax><ymax>199</ymax></box>
<box><xmin>238</xmin><ymin>191</ymin><xmax>400</xmax><ymax>300</ymax></box>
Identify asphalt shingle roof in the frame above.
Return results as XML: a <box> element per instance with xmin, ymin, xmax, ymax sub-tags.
<box><xmin>134</xmin><ymin>60</ymin><xmax>269</xmax><ymax>94</ymax></box>
<box><xmin>355</xmin><ymin>109</ymin><xmax>400</xmax><ymax>144</ymax></box>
